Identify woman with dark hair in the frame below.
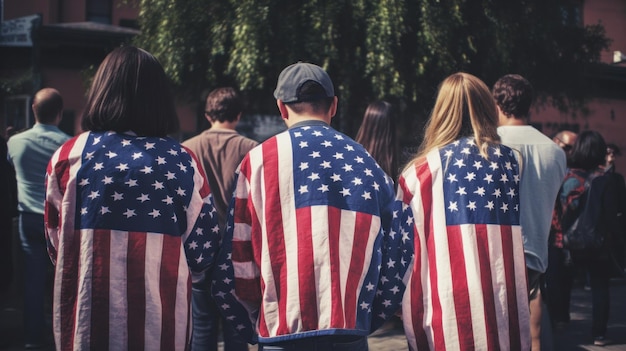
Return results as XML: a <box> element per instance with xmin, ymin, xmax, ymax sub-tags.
<box><xmin>546</xmin><ymin>130</ymin><xmax>620</xmax><ymax>346</ymax></box>
<box><xmin>355</xmin><ymin>100</ymin><xmax>399</xmax><ymax>182</ymax></box>
<box><xmin>44</xmin><ymin>46</ymin><xmax>221</xmax><ymax>350</ymax></box>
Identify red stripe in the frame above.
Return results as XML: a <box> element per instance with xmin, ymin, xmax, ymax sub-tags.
<box><xmin>182</xmin><ymin>145</ymin><xmax>211</xmax><ymax>198</ymax></box>
<box><xmin>59</xmin><ymin>230</ymin><xmax>81</xmax><ymax>350</ymax></box>
<box><xmin>90</xmin><ymin>229</ymin><xmax>111</xmax><ymax>349</ymax></box>
<box><xmin>447</xmin><ymin>226</ymin><xmax>474</xmax><ymax>350</ymax></box>
<box><xmin>500</xmin><ymin>226</ymin><xmax>521</xmax><ymax>350</ymax></box>
<box><xmin>55</xmin><ymin>136</ymin><xmax>78</xmax><ymax>195</ymax></box>
<box><xmin>127</xmin><ymin>232</ymin><xmax>146</xmax><ymax>350</ymax></box>
<box><xmin>475</xmin><ymin>224</ymin><xmax>498</xmax><ymax>351</ymax></box>
<box><xmin>232</xmin><ymin>240</ymin><xmax>255</xmax><ymax>264</ymax></box>
<box><xmin>344</xmin><ymin>212</ymin><xmax>372</xmax><ymax>328</ymax></box>
<box><xmin>295</xmin><ymin>207</ymin><xmax>318</xmax><ymax>330</ymax></box>
<box><xmin>247</xmin><ymin>188</ymin><xmax>269</xmax><ymax>337</ymax></box>
<box><xmin>327</xmin><ymin>206</ymin><xmax>345</xmax><ymax>327</ymax></box>
<box><xmin>260</xmin><ymin>138</ymin><xmax>290</xmax><ymax>335</ymax></box>
<box><xmin>159</xmin><ymin>234</ymin><xmax>182</xmax><ymax>350</ymax></box>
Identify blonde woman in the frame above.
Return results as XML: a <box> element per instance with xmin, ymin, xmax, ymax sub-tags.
<box><xmin>396</xmin><ymin>73</ymin><xmax>530</xmax><ymax>350</ymax></box>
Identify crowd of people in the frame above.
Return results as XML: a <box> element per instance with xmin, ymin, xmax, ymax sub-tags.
<box><xmin>1</xmin><ymin>45</ymin><xmax>625</xmax><ymax>351</ymax></box>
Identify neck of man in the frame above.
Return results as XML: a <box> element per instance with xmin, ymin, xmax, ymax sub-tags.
<box><xmin>498</xmin><ymin>113</ymin><xmax>527</xmax><ymax>127</ymax></box>
<box><xmin>210</xmin><ymin>120</ymin><xmax>238</xmax><ymax>131</ymax></box>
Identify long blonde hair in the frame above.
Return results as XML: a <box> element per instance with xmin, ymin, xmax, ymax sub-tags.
<box><xmin>404</xmin><ymin>72</ymin><xmax>500</xmax><ymax>171</ymax></box>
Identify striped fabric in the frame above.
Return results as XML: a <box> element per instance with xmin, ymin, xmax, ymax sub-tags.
<box><xmin>45</xmin><ymin>131</ymin><xmax>220</xmax><ymax>351</ymax></box>
<box><xmin>211</xmin><ymin>122</ymin><xmax>410</xmax><ymax>344</ymax></box>
<box><xmin>397</xmin><ymin>138</ymin><xmax>530</xmax><ymax>351</ymax></box>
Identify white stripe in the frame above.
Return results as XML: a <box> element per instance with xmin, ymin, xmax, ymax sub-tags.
<box><xmin>276</xmin><ymin>132</ymin><xmax>302</xmax><ymax>332</ymax></box>
<box><xmin>460</xmin><ymin>224</ymin><xmax>488</xmax><ymax>348</ymax></box>
<box><xmin>487</xmin><ymin>224</ymin><xmax>510</xmax><ymax>350</ymax></box>
<box><xmin>426</xmin><ymin>149</ymin><xmax>461</xmax><ymax>349</ymax></box>
<box><xmin>310</xmin><ymin>205</ymin><xmax>331</xmax><ymax>329</ymax></box>
<box><xmin>175</xmin><ymin>244</ymin><xmax>191</xmax><ymax>349</ymax></box>
<box><xmin>512</xmin><ymin>225</ymin><xmax>531</xmax><ymax>351</ymax></box>
<box><xmin>74</xmin><ymin>229</ymin><xmax>95</xmax><ymax>350</ymax></box>
<box><xmin>109</xmin><ymin>230</ymin><xmax>129</xmax><ymax>351</ymax></box>
<box><xmin>144</xmin><ymin>234</ymin><xmax>164</xmax><ymax>350</ymax></box>
<box><xmin>337</xmin><ymin>210</ymin><xmax>356</xmax><ymax>326</ymax></box>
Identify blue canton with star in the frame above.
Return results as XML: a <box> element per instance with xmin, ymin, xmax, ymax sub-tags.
<box><xmin>439</xmin><ymin>137</ymin><xmax>520</xmax><ymax>226</ymax></box>
<box><xmin>75</xmin><ymin>132</ymin><xmax>210</xmax><ymax>236</ymax></box>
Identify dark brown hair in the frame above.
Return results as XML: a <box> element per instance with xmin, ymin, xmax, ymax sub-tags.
<box><xmin>33</xmin><ymin>88</ymin><xmax>63</xmax><ymax>124</ymax></box>
<box><xmin>355</xmin><ymin>100</ymin><xmax>399</xmax><ymax>181</ymax></box>
<box><xmin>81</xmin><ymin>46</ymin><xmax>179</xmax><ymax>136</ymax></box>
<box><xmin>205</xmin><ymin>87</ymin><xmax>243</xmax><ymax>123</ymax></box>
<box><xmin>492</xmin><ymin>74</ymin><xmax>534</xmax><ymax>120</ymax></box>
<box><xmin>569</xmin><ymin>130</ymin><xmax>607</xmax><ymax>170</ymax></box>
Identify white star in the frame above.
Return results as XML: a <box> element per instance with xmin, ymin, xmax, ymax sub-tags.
<box><xmin>219</xmin><ymin>263</ymin><xmax>229</xmax><ymax>271</ymax></box>
<box><xmin>100</xmin><ymin>206</ymin><xmax>111</xmax><ymax>215</ymax></box>
<box><xmin>362</xmin><ymin>191</ymin><xmax>372</xmax><ymax>200</ymax></box>
<box><xmin>331</xmin><ymin>173</ymin><xmax>342</xmax><ymax>182</ymax></box>
<box><xmin>165</xmin><ymin>171</ymin><xmax>176</xmax><ymax>180</ymax></box>
<box><xmin>116</xmin><ymin>163</ymin><xmax>129</xmax><ymax>171</ymax></box>
<box><xmin>88</xmin><ymin>191</ymin><xmax>100</xmax><ymax>199</ymax></box>
<box><xmin>105</xmin><ymin>151</ymin><xmax>117</xmax><ymax>159</ymax></box>
<box><xmin>333</xmin><ymin>152</ymin><xmax>344</xmax><ymax>159</ymax></box>
<box><xmin>144</xmin><ymin>142</ymin><xmax>155</xmax><ymax>150</ymax></box>
<box><xmin>366</xmin><ymin>282</ymin><xmax>375</xmax><ymax>291</ymax></box>
<box><xmin>132</xmin><ymin>152</ymin><xmax>143</xmax><ymax>160</ymax></box>
<box><xmin>308</xmin><ymin>173</ymin><xmax>320</xmax><ymax>181</ymax></box>
<box><xmin>340</xmin><ymin>188</ymin><xmax>351</xmax><ymax>196</ymax></box>
<box><xmin>321</xmin><ymin>140</ymin><xmax>332</xmax><ymax>147</ymax></box>
<box><xmin>299</xmin><ymin>162</ymin><xmax>309</xmax><ymax>171</ymax></box>
<box><xmin>93</xmin><ymin>162</ymin><xmax>104</xmax><ymax>171</ymax></box>
<box><xmin>444</xmin><ymin>149</ymin><xmax>454</xmax><ymax>158</ymax></box>
<box><xmin>342</xmin><ymin>164</ymin><xmax>353</xmax><ymax>172</ymax></box>
<box><xmin>499</xmin><ymin>173</ymin><xmax>509</xmax><ymax>183</ymax></box>
<box><xmin>354</xmin><ymin>156</ymin><xmax>364</xmax><ymax>163</ymax></box>
<box><xmin>123</xmin><ymin>208</ymin><xmax>136</xmax><ymax>218</ymax></box>
<box><xmin>455</xmin><ymin>187</ymin><xmax>467</xmax><ymax>195</ymax></box>
<box><xmin>139</xmin><ymin>166</ymin><xmax>153</xmax><ymax>174</ymax></box>
<box><xmin>467</xmin><ymin>201</ymin><xmax>477</xmax><ymax>211</ymax></box>
<box><xmin>156</xmin><ymin>156</ymin><xmax>167</xmax><ymax>165</ymax></box>
<box><xmin>364</xmin><ymin>168</ymin><xmax>373</xmax><ymax>177</ymax></box>
<box><xmin>309</xmin><ymin>151</ymin><xmax>321</xmax><ymax>158</ymax></box>
<box><xmin>454</xmin><ymin>158</ymin><xmax>465</xmax><ymax>168</ymax></box>
<box><xmin>177</xmin><ymin>162</ymin><xmax>188</xmax><ymax>172</ymax></box>
<box><xmin>320</xmin><ymin>161</ymin><xmax>332</xmax><ymax>169</ymax></box>
<box><xmin>473</xmin><ymin>160</ymin><xmax>483</xmax><ymax>169</ymax></box>
<box><xmin>149</xmin><ymin>209</ymin><xmax>161</xmax><ymax>218</ymax></box>
<box><xmin>507</xmin><ymin>188</ymin><xmax>516</xmax><ymax>198</ymax></box>
<box><xmin>474</xmin><ymin>187</ymin><xmax>486</xmax><ymax>196</ymax></box>
<box><xmin>390</xmin><ymin>285</ymin><xmax>401</xmax><ymax>294</ymax></box>
<box><xmin>102</xmin><ymin>176</ymin><xmax>113</xmax><ymax>184</ymax></box>
<box><xmin>188</xmin><ymin>241</ymin><xmax>198</xmax><ymax>250</ymax></box>
<box><xmin>489</xmin><ymin>162</ymin><xmax>499</xmax><ymax>170</ymax></box>
<box><xmin>501</xmin><ymin>203</ymin><xmax>509</xmax><ymax>212</ymax></box>
<box><xmin>387</xmin><ymin>258</ymin><xmax>396</xmax><ymax>268</ymax></box>
<box><xmin>360</xmin><ymin>301</ymin><xmax>370</xmax><ymax>310</ymax></box>
<box><xmin>464</xmin><ymin>172</ymin><xmax>476</xmax><ymax>181</ymax></box>
<box><xmin>162</xmin><ymin>196</ymin><xmax>174</xmax><ymax>205</ymax></box>
<box><xmin>299</xmin><ymin>141</ymin><xmax>308</xmax><ymax>148</ymax></box>
<box><xmin>92</xmin><ymin>136</ymin><xmax>101</xmax><ymax>145</ymax></box>
<box><xmin>79</xmin><ymin>178</ymin><xmax>90</xmax><ymax>186</ymax></box>
<box><xmin>352</xmin><ymin>177</ymin><xmax>363</xmax><ymax>186</ymax></box>
<box><xmin>121</xmin><ymin>139</ymin><xmax>132</xmax><ymax>146</ymax></box>
<box><xmin>485</xmin><ymin>201</ymin><xmax>495</xmax><ymax>210</ymax></box>
<box><xmin>492</xmin><ymin>188</ymin><xmax>502</xmax><ymax>198</ymax></box>
<box><xmin>152</xmin><ymin>181</ymin><xmax>164</xmax><ymax>190</ymax></box>
<box><xmin>447</xmin><ymin>173</ymin><xmax>458</xmax><ymax>183</ymax></box>
<box><xmin>85</xmin><ymin>151</ymin><xmax>95</xmax><ymax>160</ymax></box>
<box><xmin>318</xmin><ymin>184</ymin><xmax>329</xmax><ymax>192</ymax></box>
<box><xmin>195</xmin><ymin>254</ymin><xmax>204</xmax><ymax>264</ymax></box>
<box><xmin>448</xmin><ymin>201</ymin><xmax>458</xmax><ymax>212</ymax></box>
<box><xmin>137</xmin><ymin>193</ymin><xmax>150</xmax><ymax>202</ymax></box>
<box><xmin>298</xmin><ymin>185</ymin><xmax>308</xmax><ymax>194</ymax></box>
<box><xmin>372</xmin><ymin>182</ymin><xmax>380</xmax><ymax>191</ymax></box>
<box><xmin>80</xmin><ymin>207</ymin><xmax>88</xmax><ymax>215</ymax></box>
<box><xmin>112</xmin><ymin>192</ymin><xmax>124</xmax><ymax>201</ymax></box>
<box><xmin>484</xmin><ymin>174</ymin><xmax>494</xmax><ymax>183</ymax></box>
<box><xmin>176</xmin><ymin>187</ymin><xmax>186</xmax><ymax>196</ymax></box>
<box><xmin>493</xmin><ymin>147</ymin><xmax>503</xmax><ymax>157</ymax></box>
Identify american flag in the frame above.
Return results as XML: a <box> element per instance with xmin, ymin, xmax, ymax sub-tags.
<box><xmin>396</xmin><ymin>138</ymin><xmax>530</xmax><ymax>351</ymax></box>
<box><xmin>44</xmin><ymin>131</ymin><xmax>220</xmax><ymax>351</ymax></box>
<box><xmin>211</xmin><ymin>123</ymin><xmax>411</xmax><ymax>343</ymax></box>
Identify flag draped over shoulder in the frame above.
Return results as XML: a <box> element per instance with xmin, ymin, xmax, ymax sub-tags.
<box><xmin>396</xmin><ymin>138</ymin><xmax>530</xmax><ymax>351</ymax></box>
<box><xmin>211</xmin><ymin>123</ymin><xmax>412</xmax><ymax>344</ymax></box>
<box><xmin>45</xmin><ymin>131</ymin><xmax>220</xmax><ymax>351</ymax></box>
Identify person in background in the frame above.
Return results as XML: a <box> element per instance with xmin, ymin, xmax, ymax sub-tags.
<box><xmin>396</xmin><ymin>72</ymin><xmax>530</xmax><ymax>351</ymax></box>
<box><xmin>604</xmin><ymin>143</ymin><xmax>626</xmax><ymax>275</ymax></box>
<box><xmin>0</xmin><ymin>134</ymin><xmax>18</xmax><ymax>299</ymax></box>
<box><xmin>44</xmin><ymin>46</ymin><xmax>221</xmax><ymax>350</ymax></box>
<box><xmin>7</xmin><ymin>87</ymin><xmax>71</xmax><ymax>349</ymax></box>
<box><xmin>211</xmin><ymin>62</ymin><xmax>408</xmax><ymax>350</ymax></box>
<box><xmin>355</xmin><ymin>100</ymin><xmax>400</xmax><ymax>183</ymax></box>
<box><xmin>183</xmin><ymin>87</ymin><xmax>257</xmax><ymax>351</ymax></box>
<box><xmin>547</xmin><ymin>131</ymin><xmax>620</xmax><ymax>346</ymax></box>
<box><xmin>492</xmin><ymin>74</ymin><xmax>567</xmax><ymax>351</ymax></box>
<box><xmin>553</xmin><ymin>130</ymin><xmax>578</xmax><ymax>160</ymax></box>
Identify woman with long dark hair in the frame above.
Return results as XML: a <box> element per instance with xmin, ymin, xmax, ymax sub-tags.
<box><xmin>546</xmin><ymin>130</ymin><xmax>620</xmax><ymax>346</ymax></box>
<box><xmin>45</xmin><ymin>46</ymin><xmax>221</xmax><ymax>350</ymax></box>
<box><xmin>355</xmin><ymin>100</ymin><xmax>399</xmax><ymax>182</ymax></box>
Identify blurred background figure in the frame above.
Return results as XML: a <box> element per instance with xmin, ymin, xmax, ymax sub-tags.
<box><xmin>546</xmin><ymin>130</ymin><xmax>621</xmax><ymax>346</ymax></box>
<box><xmin>7</xmin><ymin>88</ymin><xmax>70</xmax><ymax>349</ymax></box>
<box><xmin>0</xmin><ymin>134</ymin><xmax>18</xmax><ymax>301</ymax></box>
<box><xmin>44</xmin><ymin>46</ymin><xmax>221</xmax><ymax>351</ymax></box>
<box><xmin>355</xmin><ymin>100</ymin><xmax>400</xmax><ymax>183</ymax></box>
<box><xmin>182</xmin><ymin>87</ymin><xmax>257</xmax><ymax>351</ymax></box>
<box><xmin>604</xmin><ymin>143</ymin><xmax>626</xmax><ymax>277</ymax></box>
<box><xmin>553</xmin><ymin>130</ymin><xmax>578</xmax><ymax>159</ymax></box>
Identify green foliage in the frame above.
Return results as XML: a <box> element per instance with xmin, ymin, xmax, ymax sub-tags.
<box><xmin>134</xmin><ymin>0</ymin><xmax>610</xmax><ymax>140</ymax></box>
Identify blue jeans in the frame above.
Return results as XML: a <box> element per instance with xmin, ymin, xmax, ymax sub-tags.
<box><xmin>19</xmin><ymin>212</ymin><xmax>50</xmax><ymax>345</ymax></box>
<box><xmin>258</xmin><ymin>335</ymin><xmax>368</xmax><ymax>351</ymax></box>
<box><xmin>191</xmin><ymin>280</ymin><xmax>248</xmax><ymax>351</ymax></box>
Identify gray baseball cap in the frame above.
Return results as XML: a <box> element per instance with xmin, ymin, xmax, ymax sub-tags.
<box><xmin>273</xmin><ymin>62</ymin><xmax>335</xmax><ymax>103</ymax></box>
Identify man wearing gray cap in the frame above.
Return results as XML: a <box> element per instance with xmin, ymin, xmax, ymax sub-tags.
<box><xmin>211</xmin><ymin>62</ymin><xmax>410</xmax><ymax>350</ymax></box>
